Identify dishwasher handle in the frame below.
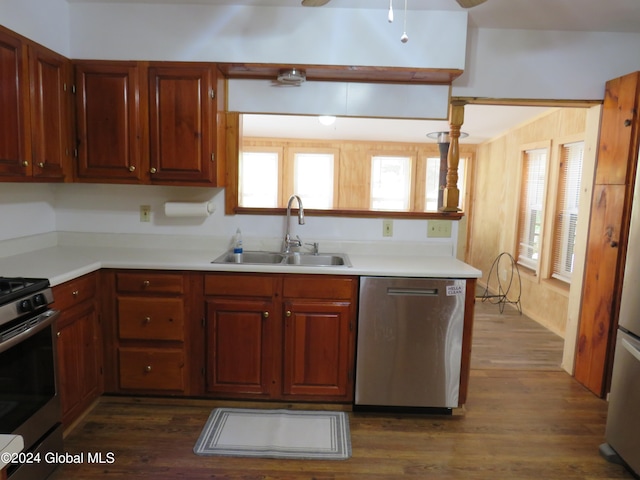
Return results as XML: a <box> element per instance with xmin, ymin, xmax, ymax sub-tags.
<box><xmin>387</xmin><ymin>287</ymin><xmax>439</xmax><ymax>297</ymax></box>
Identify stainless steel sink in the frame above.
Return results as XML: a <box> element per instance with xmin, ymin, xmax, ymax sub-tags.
<box><xmin>212</xmin><ymin>250</ymin><xmax>351</xmax><ymax>267</ymax></box>
<box><xmin>284</xmin><ymin>253</ymin><xmax>351</xmax><ymax>266</ymax></box>
<box><xmin>212</xmin><ymin>251</ymin><xmax>285</xmax><ymax>264</ymax></box>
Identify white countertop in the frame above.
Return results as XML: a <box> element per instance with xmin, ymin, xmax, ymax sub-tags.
<box><xmin>0</xmin><ymin>243</ymin><xmax>481</xmax><ymax>286</ymax></box>
<box><xmin>0</xmin><ymin>435</ymin><xmax>23</xmax><ymax>470</ymax></box>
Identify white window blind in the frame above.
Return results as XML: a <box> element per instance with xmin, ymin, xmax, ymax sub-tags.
<box><xmin>552</xmin><ymin>141</ymin><xmax>584</xmax><ymax>283</ymax></box>
<box><xmin>370</xmin><ymin>155</ymin><xmax>412</xmax><ymax>211</ymax></box>
<box><xmin>239</xmin><ymin>151</ymin><xmax>279</xmax><ymax>208</ymax></box>
<box><xmin>517</xmin><ymin>148</ymin><xmax>548</xmax><ymax>271</ymax></box>
<box><xmin>293</xmin><ymin>152</ymin><xmax>334</xmax><ymax>209</ymax></box>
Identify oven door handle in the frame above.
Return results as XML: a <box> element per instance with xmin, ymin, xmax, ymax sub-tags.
<box><xmin>0</xmin><ymin>309</ymin><xmax>60</xmax><ymax>353</ymax></box>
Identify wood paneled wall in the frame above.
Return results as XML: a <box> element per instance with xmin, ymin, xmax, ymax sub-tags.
<box><xmin>466</xmin><ymin>107</ymin><xmax>589</xmax><ymax>338</ymax></box>
<box><xmin>243</xmin><ymin>137</ymin><xmax>477</xmax><ymax>211</ymax></box>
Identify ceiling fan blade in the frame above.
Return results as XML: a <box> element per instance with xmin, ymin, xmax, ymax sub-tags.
<box><xmin>301</xmin><ymin>0</ymin><xmax>332</xmax><ymax>6</ymax></box>
<box><xmin>456</xmin><ymin>0</ymin><xmax>488</xmax><ymax>8</ymax></box>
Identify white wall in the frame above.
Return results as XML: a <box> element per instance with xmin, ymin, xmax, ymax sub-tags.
<box><xmin>67</xmin><ymin>4</ymin><xmax>467</xmax><ymax>69</ymax></box>
<box><xmin>0</xmin><ymin>184</ymin><xmax>57</xmax><ymax>242</ymax></box>
<box><xmin>52</xmin><ymin>184</ymin><xmax>458</xmax><ymax>254</ymax></box>
<box><xmin>0</xmin><ymin>0</ymin><xmax>70</xmax><ymax>56</ymax></box>
<box><xmin>453</xmin><ymin>28</ymin><xmax>640</xmax><ymax>100</ymax></box>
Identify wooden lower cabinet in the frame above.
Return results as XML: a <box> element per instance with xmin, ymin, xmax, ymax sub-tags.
<box><xmin>53</xmin><ymin>273</ymin><xmax>102</xmax><ymax>428</ymax></box>
<box><xmin>103</xmin><ymin>270</ymin><xmax>200</xmax><ymax>396</ymax></box>
<box><xmin>204</xmin><ymin>273</ymin><xmax>357</xmax><ymax>403</ymax></box>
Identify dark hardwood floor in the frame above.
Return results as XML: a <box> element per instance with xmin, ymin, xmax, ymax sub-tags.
<box><xmin>48</xmin><ymin>301</ymin><xmax>633</xmax><ymax>480</ymax></box>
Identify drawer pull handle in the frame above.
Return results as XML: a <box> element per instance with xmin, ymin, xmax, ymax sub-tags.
<box><xmin>128</xmin><ymin>165</ymin><xmax>136</xmax><ymax>172</ymax></box>
<box><xmin>286</xmin><ymin>310</ymin><xmax>292</xmax><ymax>317</ymax></box>
<box><xmin>72</xmin><ymin>290</ymin><xmax>79</xmax><ymax>297</ymax></box>
<box><xmin>142</xmin><ymin>280</ymin><xmax>150</xmax><ymax>287</ymax></box>
<box><xmin>263</xmin><ymin>311</ymin><xmax>269</xmax><ymax>318</ymax></box>
<box><xmin>144</xmin><ymin>316</ymin><xmax>151</xmax><ymax>324</ymax></box>
<box><xmin>150</xmin><ymin>167</ymin><xmax>157</xmax><ymax>174</ymax></box>
<box><xmin>38</xmin><ymin>162</ymin><xmax>45</xmax><ymax>168</ymax></box>
<box><xmin>145</xmin><ymin>365</ymin><xmax>152</xmax><ymax>373</ymax></box>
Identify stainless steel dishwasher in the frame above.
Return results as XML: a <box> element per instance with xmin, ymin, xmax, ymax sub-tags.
<box><xmin>355</xmin><ymin>277</ymin><xmax>466</xmax><ymax>409</ymax></box>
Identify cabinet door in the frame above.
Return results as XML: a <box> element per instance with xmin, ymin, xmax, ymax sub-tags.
<box><xmin>205</xmin><ymin>298</ymin><xmax>277</xmax><ymax>397</ymax></box>
<box><xmin>29</xmin><ymin>44</ymin><xmax>72</xmax><ymax>181</ymax></box>
<box><xmin>57</xmin><ymin>302</ymin><xmax>101</xmax><ymax>427</ymax></box>
<box><xmin>57</xmin><ymin>315</ymin><xmax>82</xmax><ymax>424</ymax></box>
<box><xmin>0</xmin><ymin>29</ymin><xmax>30</xmax><ymax>178</ymax></box>
<box><xmin>148</xmin><ymin>64</ymin><xmax>216</xmax><ymax>184</ymax></box>
<box><xmin>75</xmin><ymin>61</ymin><xmax>143</xmax><ymax>182</ymax></box>
<box><xmin>283</xmin><ymin>300</ymin><xmax>353</xmax><ymax>400</ymax></box>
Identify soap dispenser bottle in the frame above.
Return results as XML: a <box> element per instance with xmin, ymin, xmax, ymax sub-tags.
<box><xmin>233</xmin><ymin>228</ymin><xmax>243</xmax><ymax>262</ymax></box>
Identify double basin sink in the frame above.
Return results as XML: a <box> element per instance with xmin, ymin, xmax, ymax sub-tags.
<box><xmin>212</xmin><ymin>250</ymin><xmax>351</xmax><ymax>267</ymax></box>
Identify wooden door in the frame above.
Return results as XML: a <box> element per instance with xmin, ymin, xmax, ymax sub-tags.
<box><xmin>0</xmin><ymin>29</ymin><xmax>31</xmax><ymax>178</ymax></box>
<box><xmin>205</xmin><ymin>298</ymin><xmax>277</xmax><ymax>397</ymax></box>
<box><xmin>75</xmin><ymin>61</ymin><xmax>144</xmax><ymax>182</ymax></box>
<box><xmin>574</xmin><ymin>71</ymin><xmax>640</xmax><ymax>396</ymax></box>
<box><xmin>282</xmin><ymin>300</ymin><xmax>353</xmax><ymax>400</ymax></box>
<box><xmin>29</xmin><ymin>44</ymin><xmax>72</xmax><ymax>181</ymax></box>
<box><xmin>148</xmin><ymin>64</ymin><xmax>216</xmax><ymax>184</ymax></box>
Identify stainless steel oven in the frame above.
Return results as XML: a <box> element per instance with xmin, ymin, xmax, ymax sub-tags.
<box><xmin>0</xmin><ymin>277</ymin><xmax>63</xmax><ymax>480</ymax></box>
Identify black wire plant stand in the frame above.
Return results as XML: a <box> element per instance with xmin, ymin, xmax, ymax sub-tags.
<box><xmin>480</xmin><ymin>252</ymin><xmax>522</xmax><ymax>314</ymax></box>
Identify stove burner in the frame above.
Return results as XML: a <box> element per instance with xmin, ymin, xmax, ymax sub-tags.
<box><xmin>0</xmin><ymin>277</ymin><xmax>37</xmax><ymax>295</ymax></box>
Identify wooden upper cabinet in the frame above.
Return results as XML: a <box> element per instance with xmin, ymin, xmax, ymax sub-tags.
<box><xmin>29</xmin><ymin>44</ymin><xmax>73</xmax><ymax>181</ymax></box>
<box><xmin>0</xmin><ymin>28</ymin><xmax>31</xmax><ymax>178</ymax></box>
<box><xmin>148</xmin><ymin>63</ymin><xmax>220</xmax><ymax>185</ymax></box>
<box><xmin>75</xmin><ymin>61</ymin><xmax>144</xmax><ymax>182</ymax></box>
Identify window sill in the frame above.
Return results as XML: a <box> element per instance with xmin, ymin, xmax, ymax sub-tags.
<box><xmin>232</xmin><ymin>207</ymin><xmax>465</xmax><ymax>220</ymax></box>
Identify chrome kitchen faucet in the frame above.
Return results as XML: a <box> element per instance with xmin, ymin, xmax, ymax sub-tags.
<box><xmin>283</xmin><ymin>194</ymin><xmax>305</xmax><ymax>253</ymax></box>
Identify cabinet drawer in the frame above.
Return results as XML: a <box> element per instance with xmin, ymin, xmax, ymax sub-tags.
<box><xmin>52</xmin><ymin>273</ymin><xmax>97</xmax><ymax>311</ymax></box>
<box><xmin>116</xmin><ymin>272</ymin><xmax>184</xmax><ymax>294</ymax></box>
<box><xmin>283</xmin><ymin>275</ymin><xmax>355</xmax><ymax>300</ymax></box>
<box><xmin>118</xmin><ymin>348</ymin><xmax>185</xmax><ymax>391</ymax></box>
<box><xmin>205</xmin><ymin>274</ymin><xmax>277</xmax><ymax>297</ymax></box>
<box><xmin>117</xmin><ymin>297</ymin><xmax>184</xmax><ymax>341</ymax></box>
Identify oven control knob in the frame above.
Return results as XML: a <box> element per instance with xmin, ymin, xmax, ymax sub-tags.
<box><xmin>33</xmin><ymin>293</ymin><xmax>47</xmax><ymax>307</ymax></box>
<box><xmin>19</xmin><ymin>299</ymin><xmax>33</xmax><ymax>313</ymax></box>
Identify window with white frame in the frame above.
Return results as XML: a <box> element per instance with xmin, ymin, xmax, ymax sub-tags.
<box><xmin>424</xmin><ymin>156</ymin><xmax>466</xmax><ymax>212</ymax></box>
<box><xmin>370</xmin><ymin>155</ymin><xmax>412</xmax><ymax>211</ymax></box>
<box><xmin>239</xmin><ymin>150</ymin><xmax>280</xmax><ymax>208</ymax></box>
<box><xmin>517</xmin><ymin>148</ymin><xmax>548</xmax><ymax>271</ymax></box>
<box><xmin>552</xmin><ymin>141</ymin><xmax>584</xmax><ymax>283</ymax></box>
<box><xmin>293</xmin><ymin>152</ymin><xmax>335</xmax><ymax>209</ymax></box>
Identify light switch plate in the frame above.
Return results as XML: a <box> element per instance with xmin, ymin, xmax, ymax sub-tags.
<box><xmin>427</xmin><ymin>220</ymin><xmax>451</xmax><ymax>238</ymax></box>
<box><xmin>382</xmin><ymin>219</ymin><xmax>393</xmax><ymax>237</ymax></box>
<box><xmin>140</xmin><ymin>205</ymin><xmax>151</xmax><ymax>222</ymax></box>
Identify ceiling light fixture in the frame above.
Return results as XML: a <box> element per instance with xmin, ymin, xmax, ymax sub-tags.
<box><xmin>427</xmin><ymin>131</ymin><xmax>469</xmax><ymax>143</ymax></box>
<box><xmin>318</xmin><ymin>115</ymin><xmax>336</xmax><ymax>126</ymax></box>
<box><xmin>277</xmin><ymin>68</ymin><xmax>306</xmax><ymax>86</ymax></box>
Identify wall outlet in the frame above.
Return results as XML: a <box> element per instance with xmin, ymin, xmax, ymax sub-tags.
<box><xmin>427</xmin><ymin>220</ymin><xmax>452</xmax><ymax>238</ymax></box>
<box><xmin>382</xmin><ymin>219</ymin><xmax>393</xmax><ymax>237</ymax></box>
<box><xmin>140</xmin><ymin>205</ymin><xmax>151</xmax><ymax>222</ymax></box>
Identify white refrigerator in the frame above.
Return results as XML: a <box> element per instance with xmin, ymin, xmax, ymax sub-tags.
<box><xmin>602</xmin><ymin>156</ymin><xmax>640</xmax><ymax>476</ymax></box>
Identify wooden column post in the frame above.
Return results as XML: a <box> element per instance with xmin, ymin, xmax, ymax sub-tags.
<box><xmin>441</xmin><ymin>100</ymin><xmax>466</xmax><ymax>212</ymax></box>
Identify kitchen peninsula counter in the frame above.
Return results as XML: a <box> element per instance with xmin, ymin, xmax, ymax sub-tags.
<box><xmin>0</xmin><ymin>238</ymin><xmax>481</xmax><ymax>286</ymax></box>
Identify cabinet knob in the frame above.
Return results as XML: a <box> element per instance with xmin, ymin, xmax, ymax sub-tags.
<box><xmin>263</xmin><ymin>311</ymin><xmax>269</xmax><ymax>318</ymax></box>
<box><xmin>22</xmin><ymin>161</ymin><xmax>29</xmax><ymax>167</ymax></box>
<box><xmin>144</xmin><ymin>316</ymin><xmax>151</xmax><ymax>324</ymax></box>
<box><xmin>72</xmin><ymin>290</ymin><xmax>79</xmax><ymax>297</ymax></box>
<box><xmin>145</xmin><ymin>365</ymin><xmax>152</xmax><ymax>373</ymax></box>
<box><xmin>37</xmin><ymin>162</ymin><xmax>45</xmax><ymax>168</ymax></box>
<box><xmin>142</xmin><ymin>280</ymin><xmax>150</xmax><ymax>288</ymax></box>
<box><xmin>286</xmin><ymin>310</ymin><xmax>292</xmax><ymax>317</ymax></box>
<box><xmin>57</xmin><ymin>331</ymin><xmax>61</xmax><ymax>337</ymax></box>
<box><xmin>128</xmin><ymin>165</ymin><xmax>136</xmax><ymax>172</ymax></box>
<box><xmin>150</xmin><ymin>167</ymin><xmax>157</xmax><ymax>174</ymax></box>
